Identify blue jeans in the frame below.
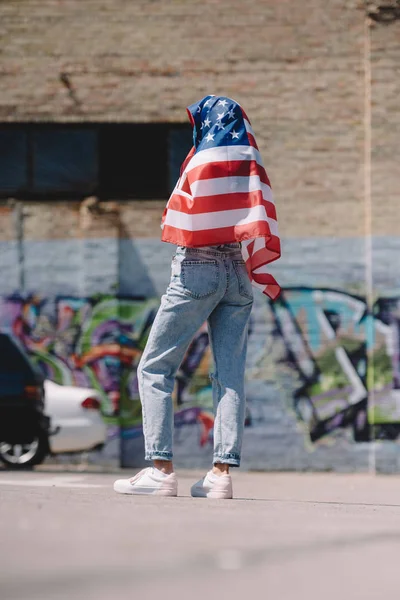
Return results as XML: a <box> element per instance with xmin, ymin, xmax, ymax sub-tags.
<box><xmin>137</xmin><ymin>243</ymin><xmax>253</xmax><ymax>467</ymax></box>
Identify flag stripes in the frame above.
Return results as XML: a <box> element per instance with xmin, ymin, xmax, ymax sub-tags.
<box><xmin>161</xmin><ymin>96</ymin><xmax>281</xmax><ymax>299</ymax></box>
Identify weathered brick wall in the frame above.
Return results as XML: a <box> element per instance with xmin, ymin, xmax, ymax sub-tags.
<box><xmin>0</xmin><ymin>0</ymin><xmax>367</xmax><ymax>240</ymax></box>
<box><xmin>371</xmin><ymin>16</ymin><xmax>400</xmax><ymax>238</ymax></box>
<box><xmin>1</xmin><ymin>2</ymin><xmax>397</xmax><ymax>244</ymax></box>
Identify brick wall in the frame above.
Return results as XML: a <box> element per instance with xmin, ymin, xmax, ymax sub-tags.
<box><xmin>371</xmin><ymin>15</ymin><xmax>400</xmax><ymax>238</ymax></box>
<box><xmin>1</xmin><ymin>0</ymin><xmax>367</xmax><ymax>240</ymax></box>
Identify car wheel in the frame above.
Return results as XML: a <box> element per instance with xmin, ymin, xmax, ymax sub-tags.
<box><xmin>0</xmin><ymin>430</ymin><xmax>49</xmax><ymax>469</ymax></box>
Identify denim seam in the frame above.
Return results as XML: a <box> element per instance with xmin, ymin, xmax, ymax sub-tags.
<box><xmin>214</xmin><ymin>453</ymin><xmax>241</xmax><ymax>460</ymax></box>
<box><xmin>179</xmin><ymin>248</ymin><xmax>241</xmax><ymax>257</ymax></box>
<box><xmin>208</xmin><ymin>324</ymin><xmax>222</xmax><ymax>458</ymax></box>
<box><xmin>233</xmin><ymin>260</ymin><xmax>253</xmax><ymax>300</ymax></box>
<box><xmin>181</xmin><ymin>260</ymin><xmax>218</xmax><ymax>266</ymax></box>
<box><xmin>224</xmin><ymin>258</ymin><xmax>229</xmax><ymax>295</ymax></box>
<box><xmin>138</xmin><ymin>360</ymin><xmax>148</xmax><ymax>455</ymax></box>
<box><xmin>139</xmin><ymin>301</ymin><xmax>167</xmax><ymax>458</ymax></box>
<box><xmin>213</xmin><ymin>454</ymin><xmax>241</xmax><ymax>466</ymax></box>
<box><xmin>145</xmin><ymin>451</ymin><xmax>173</xmax><ymax>460</ymax></box>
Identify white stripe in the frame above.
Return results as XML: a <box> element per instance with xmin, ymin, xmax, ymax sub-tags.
<box><xmin>171</xmin><ymin>188</ymin><xmax>193</xmax><ymax>201</ymax></box>
<box><xmin>244</xmin><ymin>119</ymin><xmax>257</xmax><ymax>140</ymax></box>
<box><xmin>240</xmin><ymin>244</ymin><xmax>250</xmax><ymax>261</ymax></box>
<box><xmin>241</xmin><ymin>239</ymin><xmax>253</xmax><ymax>250</ymax></box>
<box><xmin>164</xmin><ymin>206</ymin><xmax>278</xmax><ymax>235</ymax></box>
<box><xmin>185</xmin><ymin>145</ymin><xmax>263</xmax><ymax>172</ymax></box>
<box><xmin>253</xmin><ymin>237</ymin><xmax>267</xmax><ymax>253</ymax></box>
<box><xmin>242</xmin><ymin>238</ymin><xmax>280</xmax><ymax>271</ymax></box>
<box><xmin>190</xmin><ymin>175</ymin><xmax>273</xmax><ymax>202</ymax></box>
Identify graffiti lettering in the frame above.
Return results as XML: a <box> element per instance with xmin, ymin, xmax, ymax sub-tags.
<box><xmin>270</xmin><ymin>288</ymin><xmax>400</xmax><ymax>442</ymax></box>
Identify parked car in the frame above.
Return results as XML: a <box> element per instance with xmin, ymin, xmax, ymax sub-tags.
<box><xmin>0</xmin><ymin>333</ymin><xmax>107</xmax><ymax>469</ymax></box>
<box><xmin>0</xmin><ymin>333</ymin><xmax>50</xmax><ymax>468</ymax></box>
<box><xmin>43</xmin><ymin>380</ymin><xmax>107</xmax><ymax>455</ymax></box>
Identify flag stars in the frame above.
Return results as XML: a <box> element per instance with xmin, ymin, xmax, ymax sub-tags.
<box><xmin>217</xmin><ymin>112</ymin><xmax>225</xmax><ymax>120</ymax></box>
<box><xmin>216</xmin><ymin>121</ymin><xmax>225</xmax><ymax>130</ymax></box>
<box><xmin>203</xmin><ymin>117</ymin><xmax>211</xmax><ymax>128</ymax></box>
<box><xmin>218</xmin><ymin>99</ymin><xmax>228</xmax><ymax>107</ymax></box>
<box><xmin>205</xmin><ymin>132</ymin><xmax>215</xmax><ymax>142</ymax></box>
<box><xmin>204</xmin><ymin>98</ymin><xmax>214</xmax><ymax>107</ymax></box>
<box><xmin>227</xmin><ymin>107</ymin><xmax>236</xmax><ymax>119</ymax></box>
<box><xmin>230</xmin><ymin>130</ymin><xmax>240</xmax><ymax>139</ymax></box>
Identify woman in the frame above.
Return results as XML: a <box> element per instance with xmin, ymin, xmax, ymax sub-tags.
<box><xmin>114</xmin><ymin>95</ymin><xmax>281</xmax><ymax>499</ymax></box>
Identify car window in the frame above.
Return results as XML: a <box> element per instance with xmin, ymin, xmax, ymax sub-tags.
<box><xmin>0</xmin><ymin>334</ymin><xmax>36</xmax><ymax>376</ymax></box>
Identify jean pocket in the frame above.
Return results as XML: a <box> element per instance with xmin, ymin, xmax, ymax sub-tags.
<box><xmin>233</xmin><ymin>260</ymin><xmax>253</xmax><ymax>300</ymax></box>
<box><xmin>181</xmin><ymin>260</ymin><xmax>219</xmax><ymax>299</ymax></box>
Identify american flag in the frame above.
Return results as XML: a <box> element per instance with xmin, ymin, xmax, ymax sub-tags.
<box><xmin>161</xmin><ymin>95</ymin><xmax>281</xmax><ymax>300</ymax></box>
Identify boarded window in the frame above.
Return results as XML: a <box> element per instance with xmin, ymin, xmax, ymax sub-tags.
<box><xmin>0</xmin><ymin>123</ymin><xmax>192</xmax><ymax>200</ymax></box>
<box><xmin>32</xmin><ymin>129</ymin><xmax>98</xmax><ymax>194</ymax></box>
<box><xmin>0</xmin><ymin>130</ymin><xmax>28</xmax><ymax>192</ymax></box>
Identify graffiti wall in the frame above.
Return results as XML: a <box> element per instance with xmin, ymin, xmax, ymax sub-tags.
<box><xmin>1</xmin><ymin>284</ymin><xmax>400</xmax><ymax>471</ymax></box>
<box><xmin>271</xmin><ymin>289</ymin><xmax>400</xmax><ymax>441</ymax></box>
<box><xmin>0</xmin><ymin>294</ymin><xmax>231</xmax><ymax>466</ymax></box>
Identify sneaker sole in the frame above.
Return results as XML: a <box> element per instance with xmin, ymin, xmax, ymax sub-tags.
<box><xmin>114</xmin><ymin>484</ymin><xmax>177</xmax><ymax>496</ymax></box>
<box><xmin>191</xmin><ymin>489</ymin><xmax>233</xmax><ymax>499</ymax></box>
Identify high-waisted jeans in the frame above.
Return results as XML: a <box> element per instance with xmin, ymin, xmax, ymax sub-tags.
<box><xmin>137</xmin><ymin>243</ymin><xmax>253</xmax><ymax>467</ymax></box>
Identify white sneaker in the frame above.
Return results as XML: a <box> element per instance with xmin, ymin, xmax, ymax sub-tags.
<box><xmin>113</xmin><ymin>467</ymin><xmax>178</xmax><ymax>496</ymax></box>
<box><xmin>191</xmin><ymin>470</ymin><xmax>233</xmax><ymax>499</ymax></box>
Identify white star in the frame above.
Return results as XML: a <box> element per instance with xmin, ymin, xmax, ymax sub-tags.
<box><xmin>205</xmin><ymin>132</ymin><xmax>215</xmax><ymax>142</ymax></box>
<box><xmin>230</xmin><ymin>130</ymin><xmax>240</xmax><ymax>139</ymax></box>
<box><xmin>216</xmin><ymin>111</ymin><xmax>225</xmax><ymax>120</ymax></box>
<box><xmin>218</xmin><ymin>99</ymin><xmax>228</xmax><ymax>107</ymax></box>
<box><xmin>216</xmin><ymin>121</ymin><xmax>225</xmax><ymax>130</ymax></box>
<box><xmin>204</xmin><ymin>97</ymin><xmax>214</xmax><ymax>107</ymax></box>
<box><xmin>227</xmin><ymin>107</ymin><xmax>236</xmax><ymax>119</ymax></box>
<box><xmin>203</xmin><ymin>117</ymin><xmax>211</xmax><ymax>128</ymax></box>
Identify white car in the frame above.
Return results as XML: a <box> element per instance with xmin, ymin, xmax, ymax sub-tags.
<box><xmin>0</xmin><ymin>380</ymin><xmax>107</xmax><ymax>468</ymax></box>
<box><xmin>44</xmin><ymin>380</ymin><xmax>107</xmax><ymax>454</ymax></box>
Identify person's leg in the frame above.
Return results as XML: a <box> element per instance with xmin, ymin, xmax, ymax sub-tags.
<box><xmin>138</xmin><ymin>248</ymin><xmax>223</xmax><ymax>469</ymax></box>
<box><xmin>190</xmin><ymin>251</ymin><xmax>253</xmax><ymax>499</ymax></box>
<box><xmin>115</xmin><ymin>248</ymin><xmax>224</xmax><ymax>495</ymax></box>
<box><xmin>207</xmin><ymin>293</ymin><xmax>253</xmax><ymax>471</ymax></box>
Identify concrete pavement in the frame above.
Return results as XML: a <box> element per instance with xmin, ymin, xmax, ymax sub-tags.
<box><xmin>1</xmin><ymin>468</ymin><xmax>400</xmax><ymax>600</ymax></box>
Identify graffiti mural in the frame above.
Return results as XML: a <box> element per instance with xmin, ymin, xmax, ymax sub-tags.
<box><xmin>2</xmin><ymin>287</ymin><xmax>400</xmax><ymax>468</ymax></box>
<box><xmin>0</xmin><ymin>294</ymin><xmax>218</xmax><ymax>452</ymax></box>
<box><xmin>270</xmin><ymin>288</ymin><xmax>400</xmax><ymax>443</ymax></box>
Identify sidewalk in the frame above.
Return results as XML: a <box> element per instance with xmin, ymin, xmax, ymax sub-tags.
<box><xmin>2</xmin><ymin>469</ymin><xmax>400</xmax><ymax>599</ymax></box>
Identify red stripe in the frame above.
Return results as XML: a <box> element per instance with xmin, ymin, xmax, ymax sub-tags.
<box><xmin>243</xmin><ymin>259</ymin><xmax>281</xmax><ymax>299</ymax></box>
<box><xmin>187</xmin><ymin>160</ymin><xmax>271</xmax><ymax>187</ymax></box>
<box><xmin>161</xmin><ymin>221</ymin><xmax>274</xmax><ymax>248</ymax></box>
<box><xmin>251</xmin><ymin>272</ymin><xmax>280</xmax><ymax>287</ymax></box>
<box><xmin>179</xmin><ymin>174</ymin><xmax>191</xmax><ymax>195</ymax></box>
<box><xmin>242</xmin><ymin>109</ymin><xmax>251</xmax><ymax>123</ymax></box>
<box><xmin>250</xmin><ymin>236</ymin><xmax>281</xmax><ymax>269</ymax></box>
<box><xmin>256</xmin><ymin>278</ymin><xmax>281</xmax><ymax>300</ymax></box>
<box><xmin>167</xmin><ymin>190</ymin><xmax>277</xmax><ymax>220</ymax></box>
<box><xmin>247</xmin><ymin>132</ymin><xmax>259</xmax><ymax>150</ymax></box>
